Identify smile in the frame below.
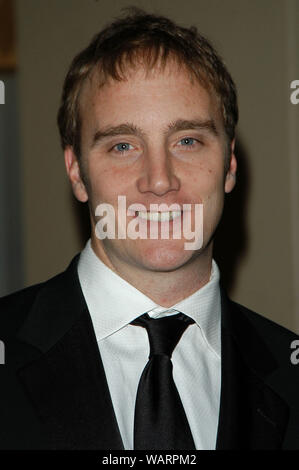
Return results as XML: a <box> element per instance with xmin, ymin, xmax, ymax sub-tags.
<box><xmin>135</xmin><ymin>211</ymin><xmax>182</xmax><ymax>222</ymax></box>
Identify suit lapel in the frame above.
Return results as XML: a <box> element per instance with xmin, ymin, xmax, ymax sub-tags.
<box><xmin>16</xmin><ymin>256</ymin><xmax>124</xmax><ymax>450</ymax></box>
<box><xmin>216</xmin><ymin>291</ymin><xmax>289</xmax><ymax>449</ymax></box>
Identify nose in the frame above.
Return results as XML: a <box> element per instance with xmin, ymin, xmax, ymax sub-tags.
<box><xmin>136</xmin><ymin>149</ymin><xmax>180</xmax><ymax>196</ymax></box>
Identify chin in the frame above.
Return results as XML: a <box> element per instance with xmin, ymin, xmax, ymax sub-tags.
<box><xmin>135</xmin><ymin>241</ymin><xmax>196</xmax><ymax>273</ymax></box>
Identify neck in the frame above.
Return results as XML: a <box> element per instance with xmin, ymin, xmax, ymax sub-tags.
<box><xmin>90</xmin><ymin>238</ymin><xmax>213</xmax><ymax>307</ymax></box>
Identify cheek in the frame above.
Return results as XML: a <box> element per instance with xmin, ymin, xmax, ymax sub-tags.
<box><xmin>87</xmin><ymin>165</ymin><xmax>132</xmax><ymax>208</ymax></box>
<box><xmin>191</xmin><ymin>165</ymin><xmax>225</xmax><ymax>195</ymax></box>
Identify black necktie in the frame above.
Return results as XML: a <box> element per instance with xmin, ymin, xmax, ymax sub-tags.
<box><xmin>131</xmin><ymin>313</ymin><xmax>196</xmax><ymax>450</ymax></box>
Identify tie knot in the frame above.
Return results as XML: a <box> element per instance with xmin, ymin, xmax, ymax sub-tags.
<box><xmin>131</xmin><ymin>313</ymin><xmax>194</xmax><ymax>358</ymax></box>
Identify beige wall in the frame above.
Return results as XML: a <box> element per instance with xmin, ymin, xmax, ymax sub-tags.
<box><xmin>15</xmin><ymin>0</ymin><xmax>299</xmax><ymax>332</ymax></box>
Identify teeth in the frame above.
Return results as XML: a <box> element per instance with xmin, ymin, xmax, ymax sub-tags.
<box><xmin>136</xmin><ymin>211</ymin><xmax>181</xmax><ymax>221</ymax></box>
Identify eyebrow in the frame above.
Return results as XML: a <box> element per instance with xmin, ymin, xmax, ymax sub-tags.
<box><xmin>92</xmin><ymin>123</ymin><xmax>144</xmax><ymax>147</ymax></box>
<box><xmin>91</xmin><ymin>118</ymin><xmax>218</xmax><ymax>147</ymax></box>
<box><xmin>166</xmin><ymin>119</ymin><xmax>218</xmax><ymax>136</ymax></box>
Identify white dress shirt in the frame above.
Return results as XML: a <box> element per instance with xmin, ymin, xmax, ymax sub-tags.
<box><xmin>77</xmin><ymin>239</ymin><xmax>221</xmax><ymax>450</ymax></box>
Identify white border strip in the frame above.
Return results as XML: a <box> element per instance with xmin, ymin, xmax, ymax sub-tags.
<box><xmin>286</xmin><ymin>0</ymin><xmax>299</xmax><ymax>332</ymax></box>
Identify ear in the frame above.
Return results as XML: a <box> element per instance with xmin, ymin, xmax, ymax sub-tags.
<box><xmin>224</xmin><ymin>139</ymin><xmax>237</xmax><ymax>194</ymax></box>
<box><xmin>64</xmin><ymin>147</ymin><xmax>88</xmax><ymax>202</ymax></box>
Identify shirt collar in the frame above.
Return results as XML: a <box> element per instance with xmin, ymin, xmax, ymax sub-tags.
<box><xmin>78</xmin><ymin>239</ymin><xmax>221</xmax><ymax>356</ymax></box>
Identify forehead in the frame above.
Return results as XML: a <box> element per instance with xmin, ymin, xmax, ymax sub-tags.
<box><xmin>79</xmin><ymin>60</ymin><xmax>220</xmax><ymax>129</ymax></box>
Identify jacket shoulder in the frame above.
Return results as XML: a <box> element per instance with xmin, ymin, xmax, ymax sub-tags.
<box><xmin>231</xmin><ymin>300</ymin><xmax>299</xmax><ymax>364</ymax></box>
<box><xmin>0</xmin><ymin>283</ymin><xmax>44</xmax><ymax>335</ymax></box>
<box><xmin>235</xmin><ymin>301</ymin><xmax>298</xmax><ymax>338</ymax></box>
<box><xmin>0</xmin><ymin>256</ymin><xmax>80</xmax><ymax>339</ymax></box>
<box><xmin>0</xmin><ymin>268</ymin><xmax>74</xmax><ymax>337</ymax></box>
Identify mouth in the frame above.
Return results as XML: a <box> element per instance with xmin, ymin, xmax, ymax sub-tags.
<box><xmin>135</xmin><ymin>211</ymin><xmax>182</xmax><ymax>222</ymax></box>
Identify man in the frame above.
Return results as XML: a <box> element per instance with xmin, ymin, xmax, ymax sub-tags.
<box><xmin>1</xmin><ymin>9</ymin><xmax>299</xmax><ymax>450</ymax></box>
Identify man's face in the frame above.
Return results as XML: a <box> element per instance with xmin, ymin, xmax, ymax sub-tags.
<box><xmin>65</xmin><ymin>62</ymin><xmax>236</xmax><ymax>275</ymax></box>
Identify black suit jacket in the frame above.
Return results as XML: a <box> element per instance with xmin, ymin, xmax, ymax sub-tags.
<box><xmin>0</xmin><ymin>255</ymin><xmax>299</xmax><ymax>450</ymax></box>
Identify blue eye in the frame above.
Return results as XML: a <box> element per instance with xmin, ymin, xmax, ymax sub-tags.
<box><xmin>115</xmin><ymin>143</ymin><xmax>132</xmax><ymax>152</ymax></box>
<box><xmin>179</xmin><ymin>138</ymin><xmax>195</xmax><ymax>146</ymax></box>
